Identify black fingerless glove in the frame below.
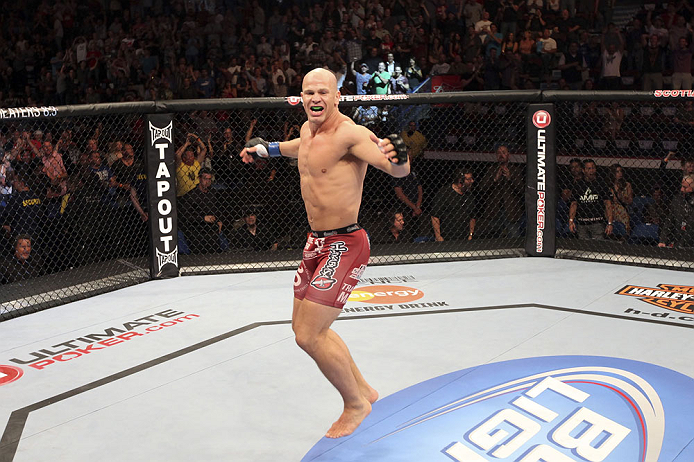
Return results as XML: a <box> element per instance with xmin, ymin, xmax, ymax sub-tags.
<box><xmin>387</xmin><ymin>134</ymin><xmax>408</xmax><ymax>164</ymax></box>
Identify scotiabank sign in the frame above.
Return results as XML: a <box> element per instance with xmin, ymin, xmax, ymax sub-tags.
<box><xmin>304</xmin><ymin>356</ymin><xmax>694</xmax><ymax>461</ymax></box>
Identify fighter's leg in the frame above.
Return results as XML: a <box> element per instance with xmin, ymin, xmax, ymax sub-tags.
<box><xmin>325</xmin><ymin>330</ymin><xmax>378</xmax><ymax>404</ymax></box>
<box><xmin>293</xmin><ymin>296</ymin><xmax>378</xmax><ymax>404</ymax></box>
<box><xmin>292</xmin><ymin>297</ymin><xmax>372</xmax><ymax>438</ymax></box>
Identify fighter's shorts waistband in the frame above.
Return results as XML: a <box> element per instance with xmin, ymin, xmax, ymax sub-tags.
<box><xmin>310</xmin><ymin>224</ymin><xmax>362</xmax><ymax>238</ymax></box>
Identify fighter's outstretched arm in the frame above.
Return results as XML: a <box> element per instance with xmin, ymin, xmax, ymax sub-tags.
<box><xmin>240</xmin><ymin>134</ymin><xmax>301</xmax><ymax>163</ymax></box>
<box><xmin>349</xmin><ymin>125</ymin><xmax>410</xmax><ymax>178</ymax></box>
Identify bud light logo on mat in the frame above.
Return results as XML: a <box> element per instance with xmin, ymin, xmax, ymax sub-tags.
<box><xmin>302</xmin><ymin>356</ymin><xmax>694</xmax><ymax>462</ymax></box>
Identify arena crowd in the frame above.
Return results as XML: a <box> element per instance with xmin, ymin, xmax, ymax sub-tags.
<box><xmin>1</xmin><ymin>0</ymin><xmax>694</xmax><ymax>286</ymax></box>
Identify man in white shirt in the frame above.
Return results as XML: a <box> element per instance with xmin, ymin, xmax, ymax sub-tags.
<box><xmin>600</xmin><ymin>30</ymin><xmax>623</xmax><ymax>90</ymax></box>
<box><xmin>538</xmin><ymin>28</ymin><xmax>558</xmax><ymax>80</ymax></box>
<box><xmin>475</xmin><ymin>11</ymin><xmax>492</xmax><ymax>41</ymax></box>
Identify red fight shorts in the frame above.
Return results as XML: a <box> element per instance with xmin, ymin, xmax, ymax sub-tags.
<box><xmin>293</xmin><ymin>225</ymin><xmax>370</xmax><ymax>309</ymax></box>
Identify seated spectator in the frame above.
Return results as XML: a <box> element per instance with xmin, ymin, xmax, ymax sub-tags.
<box><xmin>2</xmin><ymin>176</ymin><xmax>45</xmax><ymax>247</ymax></box>
<box><xmin>178</xmin><ymin>168</ymin><xmax>224</xmax><ymax>254</ymax></box>
<box><xmin>479</xmin><ymin>145</ymin><xmax>523</xmax><ymax>238</ymax></box>
<box><xmin>400</xmin><ymin>121</ymin><xmax>428</xmax><ymax>164</ymax></box>
<box><xmin>643</xmin><ymin>185</ymin><xmax>669</xmax><ymax>227</ymax></box>
<box><xmin>658</xmin><ymin>175</ymin><xmax>694</xmax><ymax>248</ymax></box>
<box><xmin>0</xmin><ymin>234</ymin><xmax>43</xmax><ymax>283</ymax></box>
<box><xmin>175</xmin><ymin>133</ymin><xmax>207</xmax><ymax>197</ymax></box>
<box><xmin>373</xmin><ymin>211</ymin><xmax>412</xmax><ymax>244</ymax></box>
<box><xmin>659</xmin><ymin>153</ymin><xmax>694</xmax><ymax>201</ymax></box>
<box><xmin>234</xmin><ymin>210</ymin><xmax>278</xmax><ymax>251</ymax></box>
<box><xmin>569</xmin><ymin>159</ymin><xmax>614</xmax><ymax>240</ymax></box>
<box><xmin>608</xmin><ymin>163</ymin><xmax>634</xmax><ymax>236</ymax></box>
<box><xmin>431</xmin><ymin>170</ymin><xmax>478</xmax><ymax>242</ymax></box>
<box><xmin>393</xmin><ymin>169</ymin><xmax>424</xmax><ymax>234</ymax></box>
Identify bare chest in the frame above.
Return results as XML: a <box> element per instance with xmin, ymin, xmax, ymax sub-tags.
<box><xmin>298</xmin><ymin>135</ymin><xmax>346</xmax><ymax>178</ymax></box>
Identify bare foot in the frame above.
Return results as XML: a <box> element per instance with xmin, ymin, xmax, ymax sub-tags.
<box><xmin>362</xmin><ymin>385</ymin><xmax>379</xmax><ymax>404</ymax></box>
<box><xmin>326</xmin><ymin>399</ymin><xmax>372</xmax><ymax>438</ymax></box>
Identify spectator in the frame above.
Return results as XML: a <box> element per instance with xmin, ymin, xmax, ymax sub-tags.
<box><xmin>658</xmin><ymin>175</ymin><xmax>694</xmax><ymax>248</ymax></box>
<box><xmin>405</xmin><ymin>57</ymin><xmax>424</xmax><ymax>90</ymax></box>
<box><xmin>569</xmin><ymin>159</ymin><xmax>614</xmax><ymax>240</ymax></box>
<box><xmin>178</xmin><ymin>77</ymin><xmax>199</xmax><ymax>99</ymax></box>
<box><xmin>370</xmin><ymin>62</ymin><xmax>391</xmax><ymax>94</ymax></box>
<box><xmin>234</xmin><ymin>210</ymin><xmax>278</xmax><ymax>251</ymax></box>
<box><xmin>401</xmin><ymin>121</ymin><xmax>428</xmax><ymax>164</ymax></box>
<box><xmin>643</xmin><ymin>185</ymin><xmax>669</xmax><ymax>227</ymax></box>
<box><xmin>538</xmin><ymin>28</ymin><xmax>559</xmax><ymax>82</ymax></box>
<box><xmin>31</xmin><ymin>138</ymin><xmax>68</xmax><ymax>199</ymax></box>
<box><xmin>175</xmin><ymin>133</ymin><xmax>207</xmax><ymax>197</ymax></box>
<box><xmin>393</xmin><ymin>169</ymin><xmax>424</xmax><ymax>233</ymax></box>
<box><xmin>0</xmin><ymin>234</ymin><xmax>43</xmax><ymax>284</ymax></box>
<box><xmin>431</xmin><ymin>169</ymin><xmax>478</xmax><ymax>242</ymax></box>
<box><xmin>389</xmin><ymin>66</ymin><xmax>409</xmax><ymax>94</ymax></box>
<box><xmin>485</xmin><ymin>24</ymin><xmax>504</xmax><ymax>57</ymax></box>
<box><xmin>110</xmin><ymin>143</ymin><xmax>148</xmax><ymax>222</ymax></box>
<box><xmin>608</xmin><ymin>163</ymin><xmax>634</xmax><ymax>236</ymax></box>
<box><xmin>672</xmin><ymin>37</ymin><xmax>694</xmax><ymax>91</ymax></box>
<box><xmin>558</xmin><ymin>42</ymin><xmax>586</xmax><ymax>89</ymax></box>
<box><xmin>352</xmin><ymin>61</ymin><xmax>372</xmax><ymax>94</ymax></box>
<box><xmin>483</xmin><ymin>47</ymin><xmax>502</xmax><ymax>90</ymax></box>
<box><xmin>475</xmin><ymin>11</ymin><xmax>492</xmax><ymax>42</ymax></box>
<box><xmin>373</xmin><ymin>211</ymin><xmax>412</xmax><ymax>244</ymax></box>
<box><xmin>2</xmin><ymin>176</ymin><xmax>45</xmax><ymax>245</ymax></box>
<box><xmin>384</xmin><ymin>52</ymin><xmax>399</xmax><ymax>75</ymax></box>
<box><xmin>463</xmin><ymin>0</ymin><xmax>484</xmax><ymax>29</ymax></box>
<box><xmin>659</xmin><ymin>153</ymin><xmax>694</xmax><ymax>201</ymax></box>
<box><xmin>479</xmin><ymin>145</ymin><xmax>524</xmax><ymax>237</ymax></box>
<box><xmin>178</xmin><ymin>168</ymin><xmax>224</xmax><ymax>254</ymax></box>
<box><xmin>196</xmin><ymin>69</ymin><xmax>216</xmax><ymax>98</ymax></box>
<box><xmin>641</xmin><ymin>34</ymin><xmax>665</xmax><ymax>91</ymax></box>
<box><xmin>600</xmin><ymin>27</ymin><xmax>624</xmax><ymax>90</ymax></box>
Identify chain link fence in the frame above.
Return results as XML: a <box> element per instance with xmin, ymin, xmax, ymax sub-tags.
<box><xmin>553</xmin><ymin>97</ymin><xmax>694</xmax><ymax>269</ymax></box>
<box><xmin>173</xmin><ymin>100</ymin><xmax>528</xmax><ymax>275</ymax></box>
<box><xmin>0</xmin><ymin>111</ymin><xmax>150</xmax><ymax>319</ymax></box>
<box><xmin>2</xmin><ymin>92</ymin><xmax>693</xmax><ymax>321</ymax></box>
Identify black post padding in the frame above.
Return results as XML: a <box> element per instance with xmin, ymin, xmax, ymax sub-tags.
<box><xmin>145</xmin><ymin>113</ymin><xmax>180</xmax><ymax>278</ymax></box>
<box><xmin>525</xmin><ymin>104</ymin><xmax>556</xmax><ymax>257</ymax></box>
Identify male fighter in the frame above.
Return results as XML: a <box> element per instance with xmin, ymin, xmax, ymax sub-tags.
<box><xmin>240</xmin><ymin>68</ymin><xmax>409</xmax><ymax>438</ymax></box>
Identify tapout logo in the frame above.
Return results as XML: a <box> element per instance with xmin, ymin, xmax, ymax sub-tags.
<box><xmin>287</xmin><ymin>96</ymin><xmax>302</xmax><ymax>106</ymax></box>
<box><xmin>0</xmin><ymin>365</ymin><xmax>23</xmax><ymax>386</ymax></box>
<box><xmin>148</xmin><ymin>119</ymin><xmax>178</xmax><ymax>274</ymax></box>
<box><xmin>348</xmin><ymin>285</ymin><xmax>424</xmax><ymax>303</ymax></box>
<box><xmin>532</xmin><ymin>110</ymin><xmax>551</xmax><ymax>129</ymax></box>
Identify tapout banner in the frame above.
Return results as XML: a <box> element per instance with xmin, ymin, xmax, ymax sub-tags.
<box><xmin>525</xmin><ymin>104</ymin><xmax>556</xmax><ymax>257</ymax></box>
<box><xmin>145</xmin><ymin>113</ymin><xmax>179</xmax><ymax>278</ymax></box>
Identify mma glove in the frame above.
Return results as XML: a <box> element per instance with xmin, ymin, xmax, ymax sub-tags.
<box><xmin>245</xmin><ymin>137</ymin><xmax>281</xmax><ymax>160</ymax></box>
<box><xmin>386</xmin><ymin>134</ymin><xmax>408</xmax><ymax>164</ymax></box>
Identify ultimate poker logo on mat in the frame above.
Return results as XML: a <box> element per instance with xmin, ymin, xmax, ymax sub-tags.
<box><xmin>303</xmin><ymin>356</ymin><xmax>694</xmax><ymax>462</ymax></box>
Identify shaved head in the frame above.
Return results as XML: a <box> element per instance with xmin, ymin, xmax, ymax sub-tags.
<box><xmin>302</xmin><ymin>68</ymin><xmax>338</xmax><ymax>92</ymax></box>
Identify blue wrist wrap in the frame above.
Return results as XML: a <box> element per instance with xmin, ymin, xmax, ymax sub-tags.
<box><xmin>268</xmin><ymin>142</ymin><xmax>282</xmax><ymax>158</ymax></box>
